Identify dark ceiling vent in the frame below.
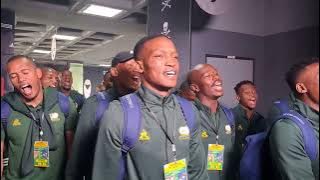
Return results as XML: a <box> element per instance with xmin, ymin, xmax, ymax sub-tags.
<box><xmin>31</xmin><ymin>0</ymin><xmax>71</xmax><ymax>6</ymax></box>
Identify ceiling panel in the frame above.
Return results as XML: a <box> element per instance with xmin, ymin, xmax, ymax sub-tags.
<box><xmin>2</xmin><ymin>0</ymin><xmax>147</xmax><ymax>65</ymax></box>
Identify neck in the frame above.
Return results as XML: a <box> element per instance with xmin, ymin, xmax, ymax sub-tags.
<box><xmin>114</xmin><ymin>83</ymin><xmax>134</xmax><ymax>97</ymax></box>
<box><xmin>24</xmin><ymin>88</ymin><xmax>44</xmax><ymax>108</ymax></box>
<box><xmin>299</xmin><ymin>94</ymin><xmax>319</xmax><ymax>112</ymax></box>
<box><xmin>241</xmin><ymin>105</ymin><xmax>255</xmax><ymax>120</ymax></box>
<box><xmin>143</xmin><ymin>82</ymin><xmax>171</xmax><ymax>97</ymax></box>
<box><xmin>60</xmin><ymin>88</ymin><xmax>71</xmax><ymax>96</ymax></box>
<box><xmin>198</xmin><ymin>94</ymin><xmax>219</xmax><ymax>112</ymax></box>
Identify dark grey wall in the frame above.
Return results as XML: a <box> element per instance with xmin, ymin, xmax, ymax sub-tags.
<box><xmin>190</xmin><ymin>26</ymin><xmax>319</xmax><ymax>115</ymax></box>
<box><xmin>263</xmin><ymin>26</ymin><xmax>319</xmax><ymax>112</ymax></box>
<box><xmin>191</xmin><ymin>28</ymin><xmax>266</xmax><ymax>114</ymax></box>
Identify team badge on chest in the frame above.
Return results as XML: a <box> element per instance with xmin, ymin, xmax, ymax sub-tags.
<box><xmin>225</xmin><ymin>125</ymin><xmax>232</xmax><ymax>135</ymax></box>
<box><xmin>139</xmin><ymin>129</ymin><xmax>150</xmax><ymax>141</ymax></box>
<box><xmin>178</xmin><ymin>126</ymin><xmax>190</xmax><ymax>140</ymax></box>
<box><xmin>201</xmin><ymin>130</ymin><xmax>209</xmax><ymax>139</ymax></box>
<box><xmin>12</xmin><ymin>119</ymin><xmax>22</xmax><ymax>126</ymax></box>
<box><xmin>49</xmin><ymin>112</ymin><xmax>60</xmax><ymax>122</ymax></box>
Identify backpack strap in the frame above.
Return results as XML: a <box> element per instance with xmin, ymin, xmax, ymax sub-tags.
<box><xmin>1</xmin><ymin>100</ymin><xmax>11</xmax><ymax>130</ymax></box>
<box><xmin>220</xmin><ymin>105</ymin><xmax>235</xmax><ymax>126</ymax></box>
<box><xmin>95</xmin><ymin>91</ymin><xmax>110</xmax><ymax>126</ymax></box>
<box><xmin>58</xmin><ymin>92</ymin><xmax>70</xmax><ymax>118</ymax></box>
<box><xmin>274</xmin><ymin>100</ymin><xmax>318</xmax><ymax>161</ymax></box>
<box><xmin>119</xmin><ymin>93</ymin><xmax>142</xmax><ymax>180</ymax></box>
<box><xmin>175</xmin><ymin>95</ymin><xmax>196</xmax><ymax>132</ymax></box>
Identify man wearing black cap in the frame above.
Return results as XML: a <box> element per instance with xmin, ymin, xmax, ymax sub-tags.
<box><xmin>66</xmin><ymin>51</ymin><xmax>142</xmax><ymax>180</ymax></box>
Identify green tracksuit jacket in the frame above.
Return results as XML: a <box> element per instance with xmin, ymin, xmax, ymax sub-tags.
<box><xmin>66</xmin><ymin>88</ymin><xmax>121</xmax><ymax>180</ymax></box>
<box><xmin>92</xmin><ymin>86</ymin><xmax>208</xmax><ymax>180</ymax></box>
<box><xmin>232</xmin><ymin>104</ymin><xmax>266</xmax><ymax>152</ymax></box>
<box><xmin>1</xmin><ymin>88</ymin><xmax>77</xmax><ymax>180</ymax></box>
<box><xmin>268</xmin><ymin>93</ymin><xmax>319</xmax><ymax>180</ymax></box>
<box><xmin>194</xmin><ymin>99</ymin><xmax>237</xmax><ymax>180</ymax></box>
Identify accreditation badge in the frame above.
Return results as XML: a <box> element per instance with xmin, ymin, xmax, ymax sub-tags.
<box><xmin>164</xmin><ymin>158</ymin><xmax>188</xmax><ymax>180</ymax></box>
<box><xmin>34</xmin><ymin>141</ymin><xmax>49</xmax><ymax>168</ymax></box>
<box><xmin>207</xmin><ymin>144</ymin><xmax>224</xmax><ymax>171</ymax></box>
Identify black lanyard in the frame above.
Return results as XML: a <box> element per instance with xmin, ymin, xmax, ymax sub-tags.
<box><xmin>137</xmin><ymin>93</ymin><xmax>177</xmax><ymax>160</ymax></box>
<box><xmin>29</xmin><ymin>109</ymin><xmax>45</xmax><ymax>141</ymax></box>
<box><xmin>200</xmin><ymin>108</ymin><xmax>221</xmax><ymax>143</ymax></box>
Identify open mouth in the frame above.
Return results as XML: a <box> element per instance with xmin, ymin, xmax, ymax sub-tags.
<box><xmin>20</xmin><ymin>84</ymin><xmax>32</xmax><ymax>96</ymax></box>
<box><xmin>212</xmin><ymin>81</ymin><xmax>223</xmax><ymax>91</ymax></box>
<box><xmin>131</xmin><ymin>75</ymin><xmax>141</xmax><ymax>83</ymax></box>
<box><xmin>248</xmin><ymin>99</ymin><xmax>256</xmax><ymax>105</ymax></box>
<box><xmin>164</xmin><ymin>70</ymin><xmax>177</xmax><ymax>78</ymax></box>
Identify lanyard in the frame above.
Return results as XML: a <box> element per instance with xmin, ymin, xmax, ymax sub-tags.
<box><xmin>138</xmin><ymin>94</ymin><xmax>177</xmax><ymax>161</ymax></box>
<box><xmin>200</xmin><ymin>109</ymin><xmax>220</xmax><ymax>144</ymax></box>
<box><xmin>29</xmin><ymin>109</ymin><xmax>45</xmax><ymax>141</ymax></box>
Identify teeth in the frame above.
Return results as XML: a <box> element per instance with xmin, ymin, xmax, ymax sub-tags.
<box><xmin>21</xmin><ymin>84</ymin><xmax>29</xmax><ymax>88</ymax></box>
<box><xmin>166</xmin><ymin>71</ymin><xmax>176</xmax><ymax>75</ymax></box>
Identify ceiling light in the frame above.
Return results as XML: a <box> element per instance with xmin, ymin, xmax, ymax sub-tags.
<box><xmin>33</xmin><ymin>49</ymin><xmax>51</xmax><ymax>54</ymax></box>
<box><xmin>99</xmin><ymin>64</ymin><xmax>111</xmax><ymax>67</ymax></box>
<box><xmin>52</xmin><ymin>34</ymin><xmax>78</xmax><ymax>41</ymax></box>
<box><xmin>79</xmin><ymin>4</ymin><xmax>123</xmax><ymax>18</ymax></box>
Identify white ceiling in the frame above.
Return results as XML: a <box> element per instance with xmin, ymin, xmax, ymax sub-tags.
<box><xmin>1</xmin><ymin>0</ymin><xmax>147</xmax><ymax>66</ymax></box>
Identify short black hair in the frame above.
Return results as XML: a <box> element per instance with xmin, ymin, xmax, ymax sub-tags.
<box><xmin>285</xmin><ymin>57</ymin><xmax>319</xmax><ymax>93</ymax></box>
<box><xmin>6</xmin><ymin>55</ymin><xmax>36</xmax><ymax>69</ymax></box>
<box><xmin>133</xmin><ymin>34</ymin><xmax>171</xmax><ymax>60</ymax></box>
<box><xmin>234</xmin><ymin>80</ymin><xmax>255</xmax><ymax>94</ymax></box>
<box><xmin>7</xmin><ymin>55</ymin><xmax>34</xmax><ymax>65</ymax></box>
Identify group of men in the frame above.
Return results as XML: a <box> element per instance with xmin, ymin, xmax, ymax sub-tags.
<box><xmin>1</xmin><ymin>34</ymin><xmax>319</xmax><ymax>180</ymax></box>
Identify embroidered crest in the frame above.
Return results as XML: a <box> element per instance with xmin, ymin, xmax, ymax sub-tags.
<box><xmin>49</xmin><ymin>112</ymin><xmax>60</xmax><ymax>122</ymax></box>
<box><xmin>225</xmin><ymin>125</ymin><xmax>232</xmax><ymax>135</ymax></box>
<box><xmin>139</xmin><ymin>129</ymin><xmax>150</xmax><ymax>141</ymax></box>
<box><xmin>178</xmin><ymin>126</ymin><xmax>190</xmax><ymax>140</ymax></box>
<box><xmin>12</xmin><ymin>119</ymin><xmax>21</xmax><ymax>126</ymax></box>
<box><xmin>201</xmin><ymin>130</ymin><xmax>209</xmax><ymax>139</ymax></box>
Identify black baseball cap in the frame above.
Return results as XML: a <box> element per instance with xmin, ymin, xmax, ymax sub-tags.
<box><xmin>111</xmin><ymin>51</ymin><xmax>134</xmax><ymax>67</ymax></box>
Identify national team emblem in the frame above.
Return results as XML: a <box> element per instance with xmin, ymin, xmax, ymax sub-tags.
<box><xmin>225</xmin><ymin>125</ymin><xmax>232</xmax><ymax>134</ymax></box>
<box><xmin>49</xmin><ymin>112</ymin><xmax>60</xmax><ymax>122</ymax></box>
<box><xmin>139</xmin><ymin>129</ymin><xmax>150</xmax><ymax>141</ymax></box>
<box><xmin>201</xmin><ymin>130</ymin><xmax>209</xmax><ymax>139</ymax></box>
<box><xmin>179</xmin><ymin>126</ymin><xmax>190</xmax><ymax>140</ymax></box>
<box><xmin>12</xmin><ymin>119</ymin><xmax>21</xmax><ymax>126</ymax></box>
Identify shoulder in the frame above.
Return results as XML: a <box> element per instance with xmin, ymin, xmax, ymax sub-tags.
<box><xmin>99</xmin><ymin>100</ymin><xmax>124</xmax><ymax>134</ymax></box>
<box><xmin>269</xmin><ymin>119</ymin><xmax>303</xmax><ymax>147</ymax></box>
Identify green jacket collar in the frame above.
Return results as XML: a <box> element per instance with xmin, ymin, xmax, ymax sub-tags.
<box><xmin>3</xmin><ymin>87</ymin><xmax>59</xmax><ymax>115</ymax></box>
<box><xmin>290</xmin><ymin>93</ymin><xmax>319</xmax><ymax>129</ymax></box>
<box><xmin>193</xmin><ymin>98</ymin><xmax>223</xmax><ymax>114</ymax></box>
<box><xmin>233</xmin><ymin>104</ymin><xmax>263</xmax><ymax>121</ymax></box>
<box><xmin>137</xmin><ymin>86</ymin><xmax>175</xmax><ymax>108</ymax></box>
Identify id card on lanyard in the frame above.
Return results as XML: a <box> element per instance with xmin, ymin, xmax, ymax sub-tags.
<box><xmin>164</xmin><ymin>158</ymin><xmax>188</xmax><ymax>180</ymax></box>
<box><xmin>30</xmin><ymin>110</ymin><xmax>50</xmax><ymax>168</ymax></box>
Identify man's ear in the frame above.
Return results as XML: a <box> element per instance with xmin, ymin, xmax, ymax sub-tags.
<box><xmin>296</xmin><ymin>82</ymin><xmax>308</xmax><ymax>94</ymax></box>
<box><xmin>110</xmin><ymin>67</ymin><xmax>119</xmax><ymax>77</ymax></box>
<box><xmin>190</xmin><ymin>83</ymin><xmax>200</xmax><ymax>93</ymax></box>
<box><xmin>136</xmin><ymin>60</ymin><xmax>144</xmax><ymax>72</ymax></box>
<box><xmin>36</xmin><ymin>68</ymin><xmax>42</xmax><ymax>79</ymax></box>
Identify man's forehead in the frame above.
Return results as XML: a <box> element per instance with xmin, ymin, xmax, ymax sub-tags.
<box><xmin>240</xmin><ymin>84</ymin><xmax>256</xmax><ymax>90</ymax></box>
<box><xmin>144</xmin><ymin>37</ymin><xmax>174</xmax><ymax>50</ymax></box>
<box><xmin>200</xmin><ymin>64</ymin><xmax>217</xmax><ymax>74</ymax></box>
<box><xmin>7</xmin><ymin>58</ymin><xmax>36</xmax><ymax>71</ymax></box>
